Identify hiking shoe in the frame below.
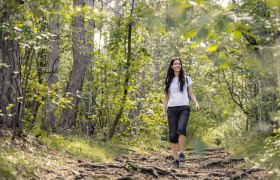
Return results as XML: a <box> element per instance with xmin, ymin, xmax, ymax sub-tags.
<box><xmin>170</xmin><ymin>159</ymin><xmax>179</xmax><ymax>169</ymax></box>
<box><xmin>178</xmin><ymin>153</ymin><xmax>185</xmax><ymax>162</ymax></box>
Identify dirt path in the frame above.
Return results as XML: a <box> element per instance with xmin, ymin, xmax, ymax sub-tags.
<box><xmin>0</xmin><ymin>129</ymin><xmax>268</xmax><ymax>180</ymax></box>
<box><xmin>42</xmin><ymin>147</ymin><xmax>268</xmax><ymax>180</ymax></box>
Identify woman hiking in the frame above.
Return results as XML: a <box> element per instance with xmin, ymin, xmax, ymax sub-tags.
<box><xmin>162</xmin><ymin>57</ymin><xmax>200</xmax><ymax>168</ymax></box>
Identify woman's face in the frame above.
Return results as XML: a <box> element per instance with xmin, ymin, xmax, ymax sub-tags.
<box><xmin>171</xmin><ymin>59</ymin><xmax>181</xmax><ymax>73</ymax></box>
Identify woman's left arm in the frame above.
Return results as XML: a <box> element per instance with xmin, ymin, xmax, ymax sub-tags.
<box><xmin>188</xmin><ymin>85</ymin><xmax>200</xmax><ymax>111</ymax></box>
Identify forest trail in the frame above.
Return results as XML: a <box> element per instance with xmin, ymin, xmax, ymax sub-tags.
<box><xmin>0</xmin><ymin>129</ymin><xmax>269</xmax><ymax>180</ymax></box>
<box><xmin>41</xmin><ymin>146</ymin><xmax>269</xmax><ymax>180</ymax></box>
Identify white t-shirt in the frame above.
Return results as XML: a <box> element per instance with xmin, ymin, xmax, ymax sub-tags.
<box><xmin>167</xmin><ymin>76</ymin><xmax>193</xmax><ymax>107</ymax></box>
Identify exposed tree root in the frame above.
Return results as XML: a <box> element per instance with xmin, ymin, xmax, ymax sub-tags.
<box><xmin>200</xmin><ymin>157</ymin><xmax>245</xmax><ymax>169</ymax></box>
<box><xmin>230</xmin><ymin>168</ymin><xmax>266</xmax><ymax>180</ymax></box>
<box><xmin>38</xmin><ymin>146</ymin><xmax>269</xmax><ymax>180</ymax></box>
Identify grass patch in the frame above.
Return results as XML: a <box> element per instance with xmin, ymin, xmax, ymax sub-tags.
<box><xmin>0</xmin><ymin>133</ymin><xmax>143</xmax><ymax>179</ymax></box>
<box><xmin>0</xmin><ymin>139</ymin><xmax>38</xmax><ymax>179</ymax></box>
<box><xmin>0</xmin><ymin>156</ymin><xmax>15</xmax><ymax>179</ymax></box>
<box><xmin>40</xmin><ymin>134</ymin><xmax>133</xmax><ymax>162</ymax></box>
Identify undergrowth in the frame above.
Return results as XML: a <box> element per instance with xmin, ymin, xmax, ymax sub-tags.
<box><xmin>204</xmin><ymin>120</ymin><xmax>280</xmax><ymax>179</ymax></box>
<box><xmin>0</xmin><ymin>133</ymin><xmax>146</xmax><ymax>179</ymax></box>
<box><xmin>0</xmin><ymin>139</ymin><xmax>38</xmax><ymax>179</ymax></box>
<box><xmin>40</xmin><ymin>134</ymin><xmax>135</xmax><ymax>162</ymax></box>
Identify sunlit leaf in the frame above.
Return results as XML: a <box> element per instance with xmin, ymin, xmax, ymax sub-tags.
<box><xmin>6</xmin><ymin>104</ymin><xmax>14</xmax><ymax>111</ymax></box>
<box><xmin>206</xmin><ymin>44</ymin><xmax>219</xmax><ymax>52</ymax></box>
<box><xmin>183</xmin><ymin>30</ymin><xmax>197</xmax><ymax>39</ymax></box>
<box><xmin>226</xmin><ymin>5</ymin><xmax>236</xmax><ymax>11</ymax></box>
<box><xmin>233</xmin><ymin>30</ymin><xmax>242</xmax><ymax>39</ymax></box>
<box><xmin>197</xmin><ymin>0</ymin><xmax>203</xmax><ymax>6</ymax></box>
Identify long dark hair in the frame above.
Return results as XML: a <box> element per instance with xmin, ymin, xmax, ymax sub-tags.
<box><xmin>164</xmin><ymin>57</ymin><xmax>185</xmax><ymax>94</ymax></box>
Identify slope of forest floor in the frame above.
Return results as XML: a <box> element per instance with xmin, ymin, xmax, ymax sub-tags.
<box><xmin>0</xmin><ymin>128</ymin><xmax>270</xmax><ymax>180</ymax></box>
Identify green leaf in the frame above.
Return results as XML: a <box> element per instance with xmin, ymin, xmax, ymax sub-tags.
<box><xmin>206</xmin><ymin>44</ymin><xmax>219</xmax><ymax>52</ymax></box>
<box><xmin>196</xmin><ymin>27</ymin><xmax>209</xmax><ymax>41</ymax></box>
<box><xmin>226</xmin><ymin>26</ymin><xmax>233</xmax><ymax>34</ymax></box>
<box><xmin>226</xmin><ymin>5</ymin><xmax>236</xmax><ymax>11</ymax></box>
<box><xmin>197</xmin><ymin>0</ymin><xmax>203</xmax><ymax>6</ymax></box>
<box><xmin>233</xmin><ymin>30</ymin><xmax>242</xmax><ymax>39</ymax></box>
<box><xmin>6</xmin><ymin>104</ymin><xmax>14</xmax><ymax>111</ymax></box>
<box><xmin>216</xmin><ymin>51</ymin><xmax>228</xmax><ymax>69</ymax></box>
<box><xmin>183</xmin><ymin>30</ymin><xmax>197</xmax><ymax>39</ymax></box>
<box><xmin>216</xmin><ymin>20</ymin><xmax>226</xmax><ymax>32</ymax></box>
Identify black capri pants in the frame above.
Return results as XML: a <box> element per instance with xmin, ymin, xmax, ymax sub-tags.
<box><xmin>167</xmin><ymin>105</ymin><xmax>190</xmax><ymax>143</ymax></box>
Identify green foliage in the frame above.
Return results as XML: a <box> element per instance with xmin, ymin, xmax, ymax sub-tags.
<box><xmin>204</xmin><ymin>109</ymin><xmax>280</xmax><ymax>178</ymax></box>
<box><xmin>260</xmin><ymin>128</ymin><xmax>280</xmax><ymax>178</ymax></box>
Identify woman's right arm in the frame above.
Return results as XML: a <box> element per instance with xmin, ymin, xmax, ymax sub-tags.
<box><xmin>162</xmin><ymin>92</ymin><xmax>170</xmax><ymax>117</ymax></box>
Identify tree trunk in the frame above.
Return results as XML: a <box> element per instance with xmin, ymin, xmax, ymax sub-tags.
<box><xmin>0</xmin><ymin>0</ymin><xmax>24</xmax><ymax>138</ymax></box>
<box><xmin>82</xmin><ymin>0</ymin><xmax>95</xmax><ymax>135</ymax></box>
<box><xmin>61</xmin><ymin>0</ymin><xmax>88</xmax><ymax>132</ymax></box>
<box><xmin>0</xmin><ymin>34</ymin><xmax>22</xmax><ymax>134</ymax></box>
<box><xmin>109</xmin><ymin>0</ymin><xmax>135</xmax><ymax>140</ymax></box>
<box><xmin>42</xmin><ymin>3</ymin><xmax>60</xmax><ymax>133</ymax></box>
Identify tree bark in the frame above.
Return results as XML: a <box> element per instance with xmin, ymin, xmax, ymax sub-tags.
<box><xmin>82</xmin><ymin>0</ymin><xmax>95</xmax><ymax>135</ymax></box>
<box><xmin>0</xmin><ymin>34</ymin><xmax>22</xmax><ymax>134</ymax></box>
<box><xmin>0</xmin><ymin>1</ymin><xmax>23</xmax><ymax>136</ymax></box>
<box><xmin>42</xmin><ymin>3</ymin><xmax>60</xmax><ymax>133</ymax></box>
<box><xmin>61</xmin><ymin>0</ymin><xmax>88</xmax><ymax>132</ymax></box>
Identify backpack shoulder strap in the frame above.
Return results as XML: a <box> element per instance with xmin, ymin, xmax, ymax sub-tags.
<box><xmin>185</xmin><ymin>75</ymin><xmax>191</xmax><ymax>100</ymax></box>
